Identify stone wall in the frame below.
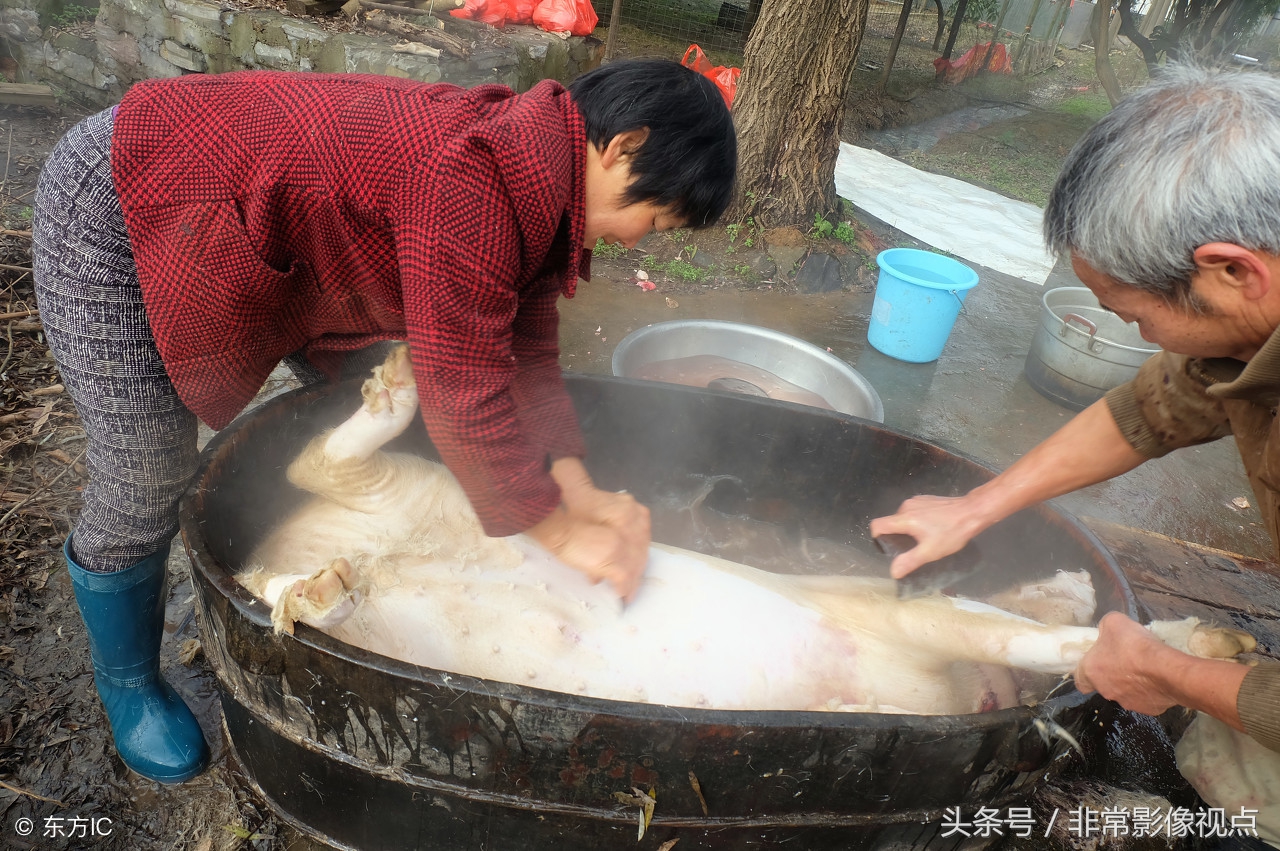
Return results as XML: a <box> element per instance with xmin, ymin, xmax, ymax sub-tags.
<box><xmin>0</xmin><ymin>0</ymin><xmax>602</xmax><ymax>107</ymax></box>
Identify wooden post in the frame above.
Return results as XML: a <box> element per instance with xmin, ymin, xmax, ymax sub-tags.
<box><xmin>603</xmin><ymin>0</ymin><xmax>623</xmax><ymax>62</ymax></box>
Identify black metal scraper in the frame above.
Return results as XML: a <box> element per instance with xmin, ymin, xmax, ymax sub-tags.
<box><xmin>874</xmin><ymin>533</ymin><xmax>984</xmax><ymax>599</ymax></box>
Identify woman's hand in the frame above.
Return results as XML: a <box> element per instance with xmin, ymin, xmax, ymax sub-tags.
<box><xmin>525</xmin><ymin>458</ymin><xmax>651</xmax><ymax>602</ymax></box>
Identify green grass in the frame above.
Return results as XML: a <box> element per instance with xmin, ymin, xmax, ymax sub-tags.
<box><xmin>1056</xmin><ymin>92</ymin><xmax>1112</xmax><ymax>121</ymax></box>
<box><xmin>908</xmin><ymin>147</ymin><xmax>1060</xmax><ymax>207</ymax></box>
<box><xmin>592</xmin><ymin>238</ymin><xmax>629</xmax><ymax>260</ymax></box>
<box><xmin>641</xmin><ymin>256</ymin><xmax>708</xmax><ymax>283</ymax></box>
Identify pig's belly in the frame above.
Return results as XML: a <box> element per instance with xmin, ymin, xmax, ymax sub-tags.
<box><xmin>326</xmin><ymin>540</ymin><xmax>870</xmax><ymax>711</ymax></box>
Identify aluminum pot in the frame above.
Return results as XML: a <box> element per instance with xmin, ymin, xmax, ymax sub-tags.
<box><xmin>611</xmin><ymin>319</ymin><xmax>885</xmax><ymax>422</ymax></box>
<box><xmin>1024</xmin><ymin>286</ymin><xmax>1160</xmax><ymax>411</ymax></box>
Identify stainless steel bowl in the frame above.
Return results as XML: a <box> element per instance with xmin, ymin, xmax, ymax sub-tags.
<box><xmin>611</xmin><ymin>319</ymin><xmax>885</xmax><ymax>422</ymax></box>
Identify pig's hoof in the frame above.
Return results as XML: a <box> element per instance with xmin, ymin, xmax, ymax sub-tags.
<box><xmin>271</xmin><ymin>558</ymin><xmax>362</xmax><ymax>635</ymax></box>
<box><xmin>1148</xmin><ymin>617</ymin><xmax>1257</xmax><ymax>659</ymax></box>
<box><xmin>1186</xmin><ymin>624</ymin><xmax>1256</xmax><ymax>659</ymax></box>
<box><xmin>361</xmin><ymin>343</ymin><xmax>417</xmax><ymax>418</ymax></box>
<box><xmin>322</xmin><ymin>345</ymin><xmax>419</xmax><ymax>461</ymax></box>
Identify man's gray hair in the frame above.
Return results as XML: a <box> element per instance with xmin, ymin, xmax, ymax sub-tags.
<box><xmin>1044</xmin><ymin>63</ymin><xmax>1280</xmax><ymax>303</ymax></box>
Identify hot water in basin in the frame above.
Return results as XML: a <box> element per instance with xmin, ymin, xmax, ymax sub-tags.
<box><xmin>181</xmin><ymin>371</ymin><xmax>1137</xmax><ymax>849</ymax></box>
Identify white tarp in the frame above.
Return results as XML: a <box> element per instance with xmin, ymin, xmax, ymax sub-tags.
<box><xmin>834</xmin><ymin>143</ymin><xmax>1057</xmax><ymax>286</ymax></box>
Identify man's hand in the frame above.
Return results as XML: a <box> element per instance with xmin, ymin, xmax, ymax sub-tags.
<box><xmin>868</xmin><ymin>494</ymin><xmax>986</xmax><ymax>579</ymax></box>
<box><xmin>525</xmin><ymin>458</ymin><xmax>651</xmax><ymax>602</ymax></box>
<box><xmin>1075</xmin><ymin>612</ymin><xmax>1249</xmax><ymax>729</ymax></box>
<box><xmin>1075</xmin><ymin>612</ymin><xmax>1184</xmax><ymax>715</ymax></box>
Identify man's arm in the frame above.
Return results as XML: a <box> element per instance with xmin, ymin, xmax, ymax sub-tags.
<box><xmin>870</xmin><ymin>398</ymin><xmax>1147</xmax><ymax>578</ymax></box>
<box><xmin>1075</xmin><ymin>612</ymin><xmax>1249</xmax><ymax>727</ymax></box>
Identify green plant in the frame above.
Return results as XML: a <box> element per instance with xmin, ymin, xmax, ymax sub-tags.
<box><xmin>592</xmin><ymin>238</ymin><xmax>627</xmax><ymax>260</ymax></box>
<box><xmin>659</xmin><ymin>258</ymin><xmax>707</xmax><ymax>283</ymax></box>
<box><xmin>811</xmin><ymin>212</ymin><xmax>834</xmax><ymax>241</ymax></box>
<box><xmin>811</xmin><ymin>211</ymin><xmax>860</xmax><ymax>244</ymax></box>
<box><xmin>51</xmin><ymin>4</ymin><xmax>96</xmax><ymax>26</ymax></box>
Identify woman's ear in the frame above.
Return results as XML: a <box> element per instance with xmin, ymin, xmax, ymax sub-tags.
<box><xmin>599</xmin><ymin>127</ymin><xmax>651</xmax><ymax>170</ymax></box>
<box><xmin>1192</xmin><ymin>243</ymin><xmax>1272</xmax><ymax>301</ymax></box>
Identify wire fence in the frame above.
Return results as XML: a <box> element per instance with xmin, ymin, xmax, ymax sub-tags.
<box><xmin>591</xmin><ymin>0</ymin><xmax>1077</xmax><ymax>82</ymax></box>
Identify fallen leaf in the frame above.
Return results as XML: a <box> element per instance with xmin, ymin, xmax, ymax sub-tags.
<box><xmin>1232</xmin><ymin>496</ymin><xmax>1251</xmax><ymax>510</ymax></box>
<box><xmin>665</xmin><ymin>297</ymin><xmax>679</xmax><ymax>309</ymax></box>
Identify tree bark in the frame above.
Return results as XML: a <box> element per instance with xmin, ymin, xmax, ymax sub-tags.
<box><xmin>728</xmin><ymin>0</ymin><xmax>870</xmax><ymax>228</ymax></box>
<box><xmin>1091</xmin><ymin>0</ymin><xmax>1123</xmax><ymax>105</ymax></box>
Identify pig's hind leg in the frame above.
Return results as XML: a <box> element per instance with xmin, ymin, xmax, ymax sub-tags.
<box><xmin>286</xmin><ymin>344</ymin><xmax>424</xmax><ymax>512</ymax></box>
<box><xmin>321</xmin><ymin>343</ymin><xmax>418</xmax><ymax>463</ymax></box>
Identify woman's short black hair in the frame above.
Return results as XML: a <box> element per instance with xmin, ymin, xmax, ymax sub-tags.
<box><xmin>568</xmin><ymin>59</ymin><xmax>737</xmax><ymax>228</ymax></box>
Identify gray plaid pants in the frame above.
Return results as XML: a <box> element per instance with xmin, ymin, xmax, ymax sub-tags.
<box><xmin>32</xmin><ymin>107</ymin><xmax>198</xmax><ymax>573</ymax></box>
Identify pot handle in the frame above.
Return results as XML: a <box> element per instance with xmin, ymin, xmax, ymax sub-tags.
<box><xmin>1061</xmin><ymin>313</ymin><xmax>1098</xmax><ymax>336</ymax></box>
<box><xmin>1061</xmin><ymin>313</ymin><xmax>1107</xmax><ymax>353</ymax></box>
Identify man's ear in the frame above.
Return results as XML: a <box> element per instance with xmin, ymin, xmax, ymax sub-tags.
<box><xmin>599</xmin><ymin>127</ymin><xmax>651</xmax><ymax>170</ymax></box>
<box><xmin>1192</xmin><ymin>243</ymin><xmax>1272</xmax><ymax>300</ymax></box>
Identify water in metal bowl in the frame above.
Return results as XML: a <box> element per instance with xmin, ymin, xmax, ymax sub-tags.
<box><xmin>612</xmin><ymin>319</ymin><xmax>885</xmax><ymax>422</ymax></box>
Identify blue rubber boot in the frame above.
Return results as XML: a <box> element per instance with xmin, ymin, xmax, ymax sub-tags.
<box><xmin>65</xmin><ymin>538</ymin><xmax>210</xmax><ymax>783</ymax></box>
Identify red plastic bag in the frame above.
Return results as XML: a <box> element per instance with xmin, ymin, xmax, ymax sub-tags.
<box><xmin>450</xmin><ymin>0</ymin><xmax>490</xmax><ymax>23</ymax></box>
<box><xmin>681</xmin><ymin>44</ymin><xmax>739</xmax><ymax>108</ymax></box>
<box><xmin>532</xmin><ymin>0</ymin><xmax>597</xmax><ymax>36</ymax></box>
<box><xmin>508</xmin><ymin>0</ymin><xmax>536</xmax><ymax>24</ymax></box>
<box><xmin>932</xmin><ymin>42</ymin><xmax>1012</xmax><ymax>85</ymax></box>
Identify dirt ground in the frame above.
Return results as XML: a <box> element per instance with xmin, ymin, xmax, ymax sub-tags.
<box><xmin>0</xmin><ymin>45</ymin><xmax>1150</xmax><ymax>850</ymax></box>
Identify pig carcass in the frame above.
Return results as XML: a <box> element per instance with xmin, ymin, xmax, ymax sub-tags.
<box><xmin>238</xmin><ymin>345</ymin><xmax>1254</xmax><ymax>719</ymax></box>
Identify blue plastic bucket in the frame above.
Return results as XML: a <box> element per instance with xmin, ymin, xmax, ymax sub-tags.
<box><xmin>867</xmin><ymin>248</ymin><xmax>980</xmax><ymax>363</ymax></box>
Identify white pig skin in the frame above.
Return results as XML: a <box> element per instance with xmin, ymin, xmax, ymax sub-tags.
<box><xmin>238</xmin><ymin>346</ymin><xmax>1256</xmax><ymax>723</ymax></box>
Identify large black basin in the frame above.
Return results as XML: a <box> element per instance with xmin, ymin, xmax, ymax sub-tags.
<box><xmin>179</xmin><ymin>374</ymin><xmax>1137</xmax><ymax>850</ymax></box>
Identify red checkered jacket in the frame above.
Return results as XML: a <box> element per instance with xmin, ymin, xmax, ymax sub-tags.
<box><xmin>112</xmin><ymin>71</ymin><xmax>591</xmax><ymax>536</ymax></box>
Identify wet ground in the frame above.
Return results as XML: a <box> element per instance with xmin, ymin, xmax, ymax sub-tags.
<box><xmin>564</xmin><ymin>250</ymin><xmax>1271</xmax><ymax>561</ymax></box>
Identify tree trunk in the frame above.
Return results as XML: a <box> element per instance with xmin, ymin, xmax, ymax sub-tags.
<box><xmin>1091</xmin><ymin>0</ymin><xmax>1123</xmax><ymax>104</ymax></box>
<box><xmin>942</xmin><ymin>0</ymin><xmax>971</xmax><ymax>60</ymax></box>
<box><xmin>1139</xmin><ymin>0</ymin><xmax>1174</xmax><ymax>35</ymax></box>
<box><xmin>1115</xmin><ymin>0</ymin><xmax>1158</xmax><ymax>67</ymax></box>
<box><xmin>881</xmin><ymin>0</ymin><xmax>915</xmax><ymax>90</ymax></box>
<box><xmin>603</xmin><ymin>0</ymin><xmax>623</xmax><ymax>61</ymax></box>
<box><xmin>728</xmin><ymin>0</ymin><xmax>870</xmax><ymax>228</ymax></box>
<box><xmin>933</xmin><ymin>0</ymin><xmax>947</xmax><ymax>50</ymax></box>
